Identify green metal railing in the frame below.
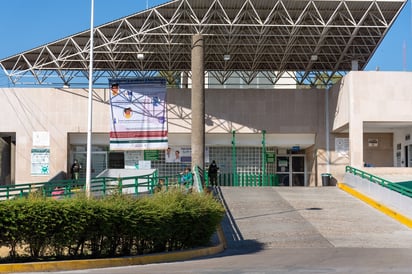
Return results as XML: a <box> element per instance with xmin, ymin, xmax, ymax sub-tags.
<box><xmin>192</xmin><ymin>165</ymin><xmax>204</xmax><ymax>193</ymax></box>
<box><xmin>229</xmin><ymin>130</ymin><xmax>276</xmax><ymax>187</ymax></box>
<box><xmin>0</xmin><ymin>172</ymin><xmax>194</xmax><ymax>201</ymax></box>
<box><xmin>345</xmin><ymin>166</ymin><xmax>412</xmax><ymax>198</ymax></box>
<box><xmin>0</xmin><ymin>168</ymin><xmax>280</xmax><ymax>201</ymax></box>
<box><xmin>205</xmin><ymin>172</ymin><xmax>278</xmax><ymax>187</ymax></box>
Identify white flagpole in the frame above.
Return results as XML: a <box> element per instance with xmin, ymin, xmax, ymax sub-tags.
<box><xmin>86</xmin><ymin>0</ymin><xmax>95</xmax><ymax>198</ymax></box>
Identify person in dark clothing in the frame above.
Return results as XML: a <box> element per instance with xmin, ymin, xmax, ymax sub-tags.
<box><xmin>208</xmin><ymin>160</ymin><xmax>219</xmax><ymax>186</ymax></box>
<box><xmin>71</xmin><ymin>159</ymin><xmax>81</xmax><ymax>180</ymax></box>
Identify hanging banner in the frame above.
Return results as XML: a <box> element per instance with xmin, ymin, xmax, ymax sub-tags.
<box><xmin>109</xmin><ymin>78</ymin><xmax>168</xmax><ymax>150</ymax></box>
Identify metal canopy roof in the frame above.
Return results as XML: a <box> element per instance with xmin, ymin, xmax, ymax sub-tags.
<box><xmin>0</xmin><ymin>0</ymin><xmax>407</xmax><ymax>87</ymax></box>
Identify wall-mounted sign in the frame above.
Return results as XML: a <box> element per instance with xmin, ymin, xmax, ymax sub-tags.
<box><xmin>278</xmin><ymin>159</ymin><xmax>288</xmax><ymax>167</ymax></box>
<box><xmin>144</xmin><ymin>150</ymin><xmax>159</xmax><ymax>161</ymax></box>
<box><xmin>138</xmin><ymin>160</ymin><xmax>151</xmax><ymax>170</ymax></box>
<box><xmin>124</xmin><ymin>151</ymin><xmax>144</xmax><ymax>169</ymax></box>
<box><xmin>335</xmin><ymin>138</ymin><xmax>349</xmax><ymax>157</ymax></box>
<box><xmin>33</xmin><ymin>131</ymin><xmax>50</xmax><ymax>147</ymax></box>
<box><xmin>266</xmin><ymin>152</ymin><xmax>276</xmax><ymax>163</ymax></box>
<box><xmin>31</xmin><ymin>148</ymin><xmax>50</xmax><ymax>175</ymax></box>
<box><xmin>368</xmin><ymin>139</ymin><xmax>378</xmax><ymax>147</ymax></box>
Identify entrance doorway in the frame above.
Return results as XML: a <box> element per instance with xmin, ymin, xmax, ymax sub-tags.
<box><xmin>71</xmin><ymin>151</ymin><xmax>107</xmax><ymax>179</ymax></box>
<box><xmin>0</xmin><ymin>136</ymin><xmax>14</xmax><ymax>185</ymax></box>
<box><xmin>276</xmin><ymin>154</ymin><xmax>306</xmax><ymax>187</ymax></box>
<box><xmin>405</xmin><ymin>145</ymin><xmax>412</xmax><ymax>168</ymax></box>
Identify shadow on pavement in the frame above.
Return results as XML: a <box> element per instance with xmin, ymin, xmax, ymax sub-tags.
<box><xmin>211</xmin><ymin>186</ymin><xmax>266</xmax><ymax>256</ymax></box>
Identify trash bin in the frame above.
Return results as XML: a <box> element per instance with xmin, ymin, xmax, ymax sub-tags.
<box><xmin>321</xmin><ymin>173</ymin><xmax>331</xmax><ymax>186</ymax></box>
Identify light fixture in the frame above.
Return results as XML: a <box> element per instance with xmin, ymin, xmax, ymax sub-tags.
<box><xmin>310</xmin><ymin>55</ymin><xmax>318</xmax><ymax>61</ymax></box>
<box><xmin>63</xmin><ymin>83</ymin><xmax>70</xmax><ymax>88</ymax></box>
<box><xmin>223</xmin><ymin>54</ymin><xmax>231</xmax><ymax>61</ymax></box>
<box><xmin>137</xmin><ymin>53</ymin><xmax>145</xmax><ymax>60</ymax></box>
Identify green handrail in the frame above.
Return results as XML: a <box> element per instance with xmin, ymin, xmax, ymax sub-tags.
<box><xmin>204</xmin><ymin>172</ymin><xmax>278</xmax><ymax>187</ymax></box>
<box><xmin>192</xmin><ymin>165</ymin><xmax>204</xmax><ymax>193</ymax></box>
<box><xmin>345</xmin><ymin>166</ymin><xmax>412</xmax><ymax>198</ymax></box>
<box><xmin>232</xmin><ymin>130</ymin><xmax>238</xmax><ymax>187</ymax></box>
<box><xmin>262</xmin><ymin>130</ymin><xmax>266</xmax><ymax>187</ymax></box>
<box><xmin>1</xmin><ymin>170</ymin><xmax>281</xmax><ymax>201</ymax></box>
<box><xmin>0</xmin><ymin>173</ymin><xmax>190</xmax><ymax>201</ymax></box>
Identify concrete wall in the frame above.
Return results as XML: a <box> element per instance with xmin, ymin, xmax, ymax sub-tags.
<box><xmin>333</xmin><ymin>72</ymin><xmax>412</xmax><ymax>130</ymax></box>
<box><xmin>0</xmin><ymin>88</ymin><xmax>110</xmax><ymax>183</ymax></box>
<box><xmin>363</xmin><ymin>133</ymin><xmax>393</xmax><ymax>167</ymax></box>
<box><xmin>5</xmin><ymin>71</ymin><xmax>412</xmax><ymax>185</ymax></box>
<box><xmin>168</xmin><ymin>88</ymin><xmax>325</xmax><ymax>134</ymax></box>
<box><xmin>332</xmin><ymin>71</ymin><xmax>412</xmax><ymax>169</ymax></box>
<box><xmin>346</xmin><ymin>72</ymin><xmax>412</xmax><ymax>121</ymax></box>
<box><xmin>0</xmin><ymin>87</ymin><xmax>328</xmax><ymax>185</ymax></box>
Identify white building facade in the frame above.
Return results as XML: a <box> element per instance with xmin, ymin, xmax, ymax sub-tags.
<box><xmin>1</xmin><ymin>71</ymin><xmax>411</xmax><ymax>186</ymax></box>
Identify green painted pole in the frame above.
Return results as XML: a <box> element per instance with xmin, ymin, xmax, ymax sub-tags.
<box><xmin>232</xmin><ymin>130</ymin><xmax>238</xmax><ymax>186</ymax></box>
<box><xmin>262</xmin><ymin>130</ymin><xmax>266</xmax><ymax>186</ymax></box>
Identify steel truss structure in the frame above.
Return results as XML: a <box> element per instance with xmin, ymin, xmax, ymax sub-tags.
<box><xmin>0</xmin><ymin>0</ymin><xmax>406</xmax><ymax>87</ymax></box>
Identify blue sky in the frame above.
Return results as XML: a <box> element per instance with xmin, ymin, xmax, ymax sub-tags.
<box><xmin>0</xmin><ymin>0</ymin><xmax>411</xmax><ymax>86</ymax></box>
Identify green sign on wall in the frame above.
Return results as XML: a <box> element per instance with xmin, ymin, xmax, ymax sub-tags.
<box><xmin>266</xmin><ymin>152</ymin><xmax>276</xmax><ymax>163</ymax></box>
<box><xmin>144</xmin><ymin>150</ymin><xmax>160</xmax><ymax>161</ymax></box>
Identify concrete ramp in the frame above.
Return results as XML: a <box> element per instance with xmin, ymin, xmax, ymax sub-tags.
<box><xmin>217</xmin><ymin>187</ymin><xmax>412</xmax><ymax>249</ymax></box>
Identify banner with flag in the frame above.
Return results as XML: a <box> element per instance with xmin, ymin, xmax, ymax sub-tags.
<box><xmin>109</xmin><ymin>78</ymin><xmax>168</xmax><ymax>150</ymax></box>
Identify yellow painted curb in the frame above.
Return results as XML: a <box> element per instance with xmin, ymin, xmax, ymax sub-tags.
<box><xmin>0</xmin><ymin>225</ymin><xmax>227</xmax><ymax>273</ymax></box>
<box><xmin>338</xmin><ymin>182</ymin><xmax>412</xmax><ymax>229</ymax></box>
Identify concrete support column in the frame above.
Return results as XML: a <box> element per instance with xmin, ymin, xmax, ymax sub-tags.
<box><xmin>191</xmin><ymin>34</ymin><xmax>205</xmax><ymax>171</ymax></box>
<box><xmin>349</xmin><ymin>119</ymin><xmax>363</xmax><ymax>168</ymax></box>
<box><xmin>348</xmin><ymin>75</ymin><xmax>363</xmax><ymax>168</ymax></box>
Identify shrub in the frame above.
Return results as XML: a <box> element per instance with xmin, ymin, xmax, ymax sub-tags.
<box><xmin>0</xmin><ymin>190</ymin><xmax>224</xmax><ymax>262</ymax></box>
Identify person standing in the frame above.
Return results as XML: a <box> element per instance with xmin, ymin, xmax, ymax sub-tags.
<box><xmin>71</xmin><ymin>159</ymin><xmax>81</xmax><ymax>180</ymax></box>
<box><xmin>208</xmin><ymin>160</ymin><xmax>219</xmax><ymax>186</ymax></box>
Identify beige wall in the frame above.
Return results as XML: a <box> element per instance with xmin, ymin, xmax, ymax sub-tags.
<box><xmin>363</xmin><ymin>133</ymin><xmax>393</xmax><ymax>167</ymax></box>
<box><xmin>0</xmin><ymin>88</ymin><xmax>110</xmax><ymax>183</ymax></box>
<box><xmin>169</xmin><ymin>88</ymin><xmax>328</xmax><ymax>187</ymax></box>
<box><xmin>5</xmin><ymin>71</ymin><xmax>411</xmax><ymax>185</ymax></box>
<box><xmin>333</xmin><ymin>71</ymin><xmax>412</xmax><ymax>132</ymax></box>
<box><xmin>168</xmin><ymin>88</ymin><xmax>325</xmax><ymax>134</ymax></box>
<box><xmin>0</xmin><ymin>87</ymin><xmax>329</xmax><ymax>185</ymax></box>
<box><xmin>332</xmin><ymin>72</ymin><xmax>412</xmax><ymax>169</ymax></box>
<box><xmin>3</xmin><ymin>71</ymin><xmax>412</xmax><ymax>186</ymax></box>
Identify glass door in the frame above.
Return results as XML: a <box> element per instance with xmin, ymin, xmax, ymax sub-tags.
<box><xmin>276</xmin><ymin>156</ymin><xmax>290</xmax><ymax>186</ymax></box>
<box><xmin>408</xmin><ymin>145</ymin><xmax>412</xmax><ymax>168</ymax></box>
<box><xmin>291</xmin><ymin>155</ymin><xmax>305</xmax><ymax>186</ymax></box>
<box><xmin>276</xmin><ymin>155</ymin><xmax>306</xmax><ymax>187</ymax></box>
<box><xmin>72</xmin><ymin>152</ymin><xmax>107</xmax><ymax>179</ymax></box>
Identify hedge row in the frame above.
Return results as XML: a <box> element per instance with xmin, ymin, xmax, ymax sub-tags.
<box><xmin>0</xmin><ymin>190</ymin><xmax>225</xmax><ymax>262</ymax></box>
